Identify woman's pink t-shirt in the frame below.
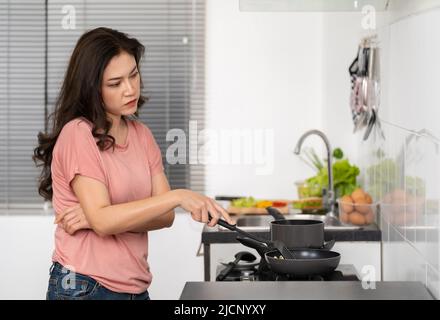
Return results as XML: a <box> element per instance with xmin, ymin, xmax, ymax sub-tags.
<box><xmin>51</xmin><ymin>117</ymin><xmax>164</xmax><ymax>294</ymax></box>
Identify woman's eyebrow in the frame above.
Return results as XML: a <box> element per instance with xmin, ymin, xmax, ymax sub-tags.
<box><xmin>107</xmin><ymin>66</ymin><xmax>137</xmax><ymax>81</ymax></box>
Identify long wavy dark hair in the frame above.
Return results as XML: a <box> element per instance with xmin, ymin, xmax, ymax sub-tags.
<box><xmin>33</xmin><ymin>27</ymin><xmax>147</xmax><ymax>201</ymax></box>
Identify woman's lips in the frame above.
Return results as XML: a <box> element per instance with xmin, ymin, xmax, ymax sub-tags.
<box><xmin>125</xmin><ymin>99</ymin><xmax>137</xmax><ymax>107</ymax></box>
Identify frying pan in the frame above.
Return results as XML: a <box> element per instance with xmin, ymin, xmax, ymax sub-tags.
<box><xmin>266</xmin><ymin>207</ymin><xmax>335</xmax><ymax>250</ymax></box>
<box><xmin>236</xmin><ymin>236</ymin><xmax>341</xmax><ymax>276</ymax></box>
<box><xmin>265</xmin><ymin>249</ymin><xmax>340</xmax><ymax>276</ymax></box>
<box><xmin>216</xmin><ymin>219</ymin><xmax>341</xmax><ymax>276</ymax></box>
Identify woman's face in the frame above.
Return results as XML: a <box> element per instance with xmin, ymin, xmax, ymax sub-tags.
<box><xmin>101</xmin><ymin>51</ymin><xmax>140</xmax><ymax>118</ymax></box>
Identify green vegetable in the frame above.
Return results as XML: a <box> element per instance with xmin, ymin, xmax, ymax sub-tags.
<box><xmin>292</xmin><ymin>198</ymin><xmax>323</xmax><ymax>210</ymax></box>
<box><xmin>298</xmin><ymin>147</ymin><xmax>324</xmax><ymax>172</ymax></box>
<box><xmin>366</xmin><ymin>158</ymin><xmax>397</xmax><ymax>200</ymax></box>
<box><xmin>333</xmin><ymin>148</ymin><xmax>344</xmax><ymax>160</ymax></box>
<box><xmin>365</xmin><ymin>158</ymin><xmax>425</xmax><ymax>200</ymax></box>
<box><xmin>296</xmin><ymin>147</ymin><xmax>360</xmax><ymax>198</ymax></box>
<box><xmin>297</xmin><ymin>146</ymin><xmax>345</xmax><ymax>173</ymax></box>
<box><xmin>405</xmin><ymin>176</ymin><xmax>425</xmax><ymax>196</ymax></box>
<box><xmin>305</xmin><ymin>159</ymin><xmax>360</xmax><ymax>198</ymax></box>
<box><xmin>231</xmin><ymin>197</ymin><xmax>257</xmax><ymax>208</ymax></box>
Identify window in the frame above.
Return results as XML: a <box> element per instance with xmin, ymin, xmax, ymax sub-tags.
<box><xmin>0</xmin><ymin>0</ymin><xmax>205</xmax><ymax>210</ymax></box>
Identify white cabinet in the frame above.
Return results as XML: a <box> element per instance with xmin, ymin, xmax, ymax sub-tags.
<box><xmin>333</xmin><ymin>242</ymin><xmax>382</xmax><ymax>281</ymax></box>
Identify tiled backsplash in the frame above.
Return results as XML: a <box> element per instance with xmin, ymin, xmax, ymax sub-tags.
<box><xmin>358</xmin><ymin>123</ymin><xmax>440</xmax><ymax>298</ymax></box>
<box><xmin>355</xmin><ymin>3</ymin><xmax>440</xmax><ymax>299</ymax></box>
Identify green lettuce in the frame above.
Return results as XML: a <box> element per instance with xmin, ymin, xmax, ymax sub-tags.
<box><xmin>306</xmin><ymin>159</ymin><xmax>360</xmax><ymax>198</ymax></box>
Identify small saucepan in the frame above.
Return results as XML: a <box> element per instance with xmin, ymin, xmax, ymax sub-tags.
<box><xmin>267</xmin><ymin>207</ymin><xmax>335</xmax><ymax>250</ymax></box>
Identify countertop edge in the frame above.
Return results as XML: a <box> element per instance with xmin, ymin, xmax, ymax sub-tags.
<box><xmin>180</xmin><ymin>281</ymin><xmax>433</xmax><ymax>300</ymax></box>
<box><xmin>202</xmin><ymin>225</ymin><xmax>382</xmax><ymax>243</ymax></box>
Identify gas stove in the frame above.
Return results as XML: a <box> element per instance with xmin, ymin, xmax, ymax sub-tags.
<box><xmin>216</xmin><ymin>257</ymin><xmax>360</xmax><ymax>282</ymax></box>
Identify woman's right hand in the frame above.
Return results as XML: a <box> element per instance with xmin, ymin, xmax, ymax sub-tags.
<box><xmin>54</xmin><ymin>203</ymin><xmax>91</xmax><ymax>235</ymax></box>
<box><xmin>173</xmin><ymin>189</ymin><xmax>233</xmax><ymax>227</ymax></box>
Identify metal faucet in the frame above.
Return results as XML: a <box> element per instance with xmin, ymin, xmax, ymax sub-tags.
<box><xmin>294</xmin><ymin>130</ymin><xmax>336</xmax><ymax>217</ymax></box>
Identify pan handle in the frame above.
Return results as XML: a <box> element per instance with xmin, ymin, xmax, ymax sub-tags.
<box><xmin>216</xmin><ymin>263</ymin><xmax>235</xmax><ymax>281</ymax></box>
<box><xmin>215</xmin><ymin>218</ymin><xmax>272</xmax><ymax>247</ymax></box>
<box><xmin>322</xmin><ymin>239</ymin><xmax>336</xmax><ymax>251</ymax></box>
<box><xmin>236</xmin><ymin>236</ymin><xmax>272</xmax><ymax>257</ymax></box>
<box><xmin>266</xmin><ymin>206</ymin><xmax>286</xmax><ymax>221</ymax></box>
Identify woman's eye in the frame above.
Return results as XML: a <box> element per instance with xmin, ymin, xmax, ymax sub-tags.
<box><xmin>108</xmin><ymin>83</ymin><xmax>120</xmax><ymax>87</ymax></box>
<box><xmin>130</xmin><ymin>72</ymin><xmax>139</xmax><ymax>78</ymax></box>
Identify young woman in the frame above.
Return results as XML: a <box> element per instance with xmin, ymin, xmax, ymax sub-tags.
<box><xmin>33</xmin><ymin>27</ymin><xmax>232</xmax><ymax>300</ymax></box>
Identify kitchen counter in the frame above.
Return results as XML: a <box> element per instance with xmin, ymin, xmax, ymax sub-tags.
<box><xmin>202</xmin><ymin>223</ymin><xmax>381</xmax><ymax>243</ymax></box>
<box><xmin>180</xmin><ymin>281</ymin><xmax>433</xmax><ymax>300</ymax></box>
<box><xmin>201</xmin><ymin>223</ymin><xmax>381</xmax><ymax>280</ymax></box>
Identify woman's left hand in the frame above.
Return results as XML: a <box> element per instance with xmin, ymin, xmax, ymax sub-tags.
<box><xmin>54</xmin><ymin>204</ymin><xmax>91</xmax><ymax>235</ymax></box>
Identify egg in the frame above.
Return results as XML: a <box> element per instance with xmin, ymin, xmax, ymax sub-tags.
<box><xmin>340</xmin><ymin>195</ymin><xmax>354</xmax><ymax>214</ymax></box>
<box><xmin>354</xmin><ymin>198</ymin><xmax>371</xmax><ymax>215</ymax></box>
<box><xmin>391</xmin><ymin>189</ymin><xmax>407</xmax><ymax>204</ymax></box>
<box><xmin>365</xmin><ymin>193</ymin><xmax>373</xmax><ymax>204</ymax></box>
<box><xmin>349</xmin><ymin>211</ymin><xmax>366</xmax><ymax>225</ymax></box>
<box><xmin>351</xmin><ymin>188</ymin><xmax>366</xmax><ymax>203</ymax></box>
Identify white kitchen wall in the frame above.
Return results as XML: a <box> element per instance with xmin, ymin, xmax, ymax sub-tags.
<box><xmin>203</xmin><ymin>0</ymin><xmax>390</xmax><ymax>200</ymax></box>
<box><xmin>204</xmin><ymin>0</ymin><xmax>325</xmax><ymax>200</ymax></box>
<box><xmin>321</xmin><ymin>13</ymin><xmax>363</xmax><ymax>162</ymax></box>
<box><xmin>360</xmin><ymin>4</ymin><xmax>440</xmax><ymax>299</ymax></box>
<box><xmin>0</xmin><ymin>211</ymin><xmax>203</xmax><ymax>300</ymax></box>
<box><xmin>321</xmin><ymin>12</ymin><xmax>386</xmax><ymax>162</ymax></box>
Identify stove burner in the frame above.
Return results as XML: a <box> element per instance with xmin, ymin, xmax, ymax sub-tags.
<box><xmin>220</xmin><ymin>261</ymin><xmax>259</xmax><ymax>271</ymax></box>
<box><xmin>216</xmin><ymin>257</ymin><xmax>360</xmax><ymax>282</ymax></box>
<box><xmin>218</xmin><ymin>268</ymin><xmax>258</xmax><ymax>281</ymax></box>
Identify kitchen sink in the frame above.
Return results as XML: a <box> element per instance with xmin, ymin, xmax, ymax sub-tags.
<box><xmin>219</xmin><ymin>214</ymin><xmax>362</xmax><ymax>231</ymax></box>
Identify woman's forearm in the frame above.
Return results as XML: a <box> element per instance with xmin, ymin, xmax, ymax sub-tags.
<box><xmin>129</xmin><ymin>210</ymin><xmax>175</xmax><ymax>232</ymax></box>
<box><xmin>92</xmin><ymin>190</ymin><xmax>180</xmax><ymax>236</ymax></box>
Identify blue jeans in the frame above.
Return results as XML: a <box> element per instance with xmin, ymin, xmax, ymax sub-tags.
<box><xmin>46</xmin><ymin>262</ymin><xmax>150</xmax><ymax>300</ymax></box>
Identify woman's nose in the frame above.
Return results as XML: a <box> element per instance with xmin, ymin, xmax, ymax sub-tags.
<box><xmin>123</xmin><ymin>79</ymin><xmax>135</xmax><ymax>96</ymax></box>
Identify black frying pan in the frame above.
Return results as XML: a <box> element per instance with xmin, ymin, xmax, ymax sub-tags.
<box><xmin>265</xmin><ymin>249</ymin><xmax>340</xmax><ymax>276</ymax></box>
<box><xmin>217</xmin><ymin>219</ymin><xmax>341</xmax><ymax>276</ymax></box>
<box><xmin>236</xmin><ymin>236</ymin><xmax>340</xmax><ymax>276</ymax></box>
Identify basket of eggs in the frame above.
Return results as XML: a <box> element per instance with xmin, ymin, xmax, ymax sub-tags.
<box><xmin>337</xmin><ymin>188</ymin><xmax>377</xmax><ymax>226</ymax></box>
